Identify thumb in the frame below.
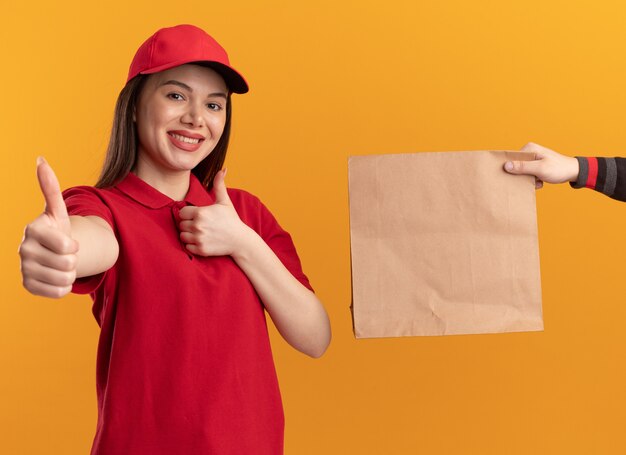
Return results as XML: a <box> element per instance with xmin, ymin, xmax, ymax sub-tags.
<box><xmin>213</xmin><ymin>169</ymin><xmax>232</xmax><ymax>206</ymax></box>
<box><xmin>36</xmin><ymin>157</ymin><xmax>71</xmax><ymax>233</ymax></box>
<box><xmin>503</xmin><ymin>159</ymin><xmax>542</xmax><ymax>177</ymax></box>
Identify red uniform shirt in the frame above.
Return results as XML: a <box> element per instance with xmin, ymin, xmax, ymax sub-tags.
<box><xmin>63</xmin><ymin>172</ymin><xmax>312</xmax><ymax>455</ymax></box>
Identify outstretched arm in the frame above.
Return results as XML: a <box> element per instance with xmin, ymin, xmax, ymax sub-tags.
<box><xmin>19</xmin><ymin>158</ymin><xmax>119</xmax><ymax>298</ymax></box>
<box><xmin>503</xmin><ymin>142</ymin><xmax>579</xmax><ymax>189</ymax></box>
<box><xmin>504</xmin><ymin>142</ymin><xmax>626</xmax><ymax>201</ymax></box>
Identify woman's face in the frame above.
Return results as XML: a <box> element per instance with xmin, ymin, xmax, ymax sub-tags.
<box><xmin>134</xmin><ymin>64</ymin><xmax>228</xmax><ymax>179</ymax></box>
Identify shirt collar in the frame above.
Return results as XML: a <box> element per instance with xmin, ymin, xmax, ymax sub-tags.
<box><xmin>115</xmin><ymin>172</ymin><xmax>216</xmax><ymax>209</ymax></box>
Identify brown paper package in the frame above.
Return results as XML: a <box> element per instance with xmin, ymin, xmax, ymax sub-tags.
<box><xmin>348</xmin><ymin>151</ymin><xmax>543</xmax><ymax>338</ymax></box>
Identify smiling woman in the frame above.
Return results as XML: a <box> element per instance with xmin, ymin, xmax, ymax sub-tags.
<box><xmin>132</xmin><ymin>65</ymin><xmax>229</xmax><ymax>199</ymax></box>
<box><xmin>17</xmin><ymin>24</ymin><xmax>331</xmax><ymax>455</ymax></box>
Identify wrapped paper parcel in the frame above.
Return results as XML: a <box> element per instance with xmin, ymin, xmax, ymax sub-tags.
<box><xmin>348</xmin><ymin>151</ymin><xmax>543</xmax><ymax>338</ymax></box>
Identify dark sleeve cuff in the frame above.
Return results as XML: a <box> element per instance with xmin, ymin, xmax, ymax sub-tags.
<box><xmin>569</xmin><ymin>156</ymin><xmax>620</xmax><ymax>199</ymax></box>
<box><xmin>569</xmin><ymin>156</ymin><xmax>588</xmax><ymax>189</ymax></box>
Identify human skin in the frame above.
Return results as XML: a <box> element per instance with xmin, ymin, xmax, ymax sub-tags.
<box><xmin>18</xmin><ymin>64</ymin><xmax>331</xmax><ymax>358</ymax></box>
<box><xmin>504</xmin><ymin>142</ymin><xmax>580</xmax><ymax>188</ymax></box>
<box><xmin>18</xmin><ymin>157</ymin><xmax>118</xmax><ymax>297</ymax></box>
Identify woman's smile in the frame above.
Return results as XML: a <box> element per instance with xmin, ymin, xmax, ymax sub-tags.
<box><xmin>168</xmin><ymin>130</ymin><xmax>206</xmax><ymax>151</ymax></box>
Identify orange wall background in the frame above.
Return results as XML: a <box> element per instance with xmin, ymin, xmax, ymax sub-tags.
<box><xmin>2</xmin><ymin>1</ymin><xmax>626</xmax><ymax>453</ymax></box>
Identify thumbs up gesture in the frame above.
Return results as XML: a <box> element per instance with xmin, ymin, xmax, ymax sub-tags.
<box><xmin>179</xmin><ymin>169</ymin><xmax>252</xmax><ymax>257</ymax></box>
<box><xmin>19</xmin><ymin>158</ymin><xmax>79</xmax><ymax>298</ymax></box>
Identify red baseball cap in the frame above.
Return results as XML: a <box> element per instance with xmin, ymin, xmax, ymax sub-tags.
<box><xmin>126</xmin><ymin>24</ymin><xmax>249</xmax><ymax>94</ymax></box>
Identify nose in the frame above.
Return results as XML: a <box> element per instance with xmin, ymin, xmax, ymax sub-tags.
<box><xmin>181</xmin><ymin>102</ymin><xmax>204</xmax><ymax>128</ymax></box>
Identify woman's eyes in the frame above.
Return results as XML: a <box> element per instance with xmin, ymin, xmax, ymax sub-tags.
<box><xmin>166</xmin><ymin>93</ymin><xmax>223</xmax><ymax>111</ymax></box>
<box><xmin>206</xmin><ymin>103</ymin><xmax>223</xmax><ymax>111</ymax></box>
<box><xmin>167</xmin><ymin>93</ymin><xmax>185</xmax><ymax>101</ymax></box>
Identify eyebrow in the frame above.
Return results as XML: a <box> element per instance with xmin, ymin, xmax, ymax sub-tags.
<box><xmin>159</xmin><ymin>80</ymin><xmax>228</xmax><ymax>99</ymax></box>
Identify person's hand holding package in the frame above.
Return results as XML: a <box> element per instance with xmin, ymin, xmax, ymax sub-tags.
<box><xmin>504</xmin><ymin>142</ymin><xmax>626</xmax><ymax>202</ymax></box>
<box><xmin>503</xmin><ymin>142</ymin><xmax>580</xmax><ymax>189</ymax></box>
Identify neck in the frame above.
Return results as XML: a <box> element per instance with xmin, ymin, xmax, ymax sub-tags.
<box><xmin>133</xmin><ymin>161</ymin><xmax>191</xmax><ymax>201</ymax></box>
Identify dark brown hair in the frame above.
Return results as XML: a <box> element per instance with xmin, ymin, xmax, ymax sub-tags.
<box><xmin>95</xmin><ymin>73</ymin><xmax>232</xmax><ymax>190</ymax></box>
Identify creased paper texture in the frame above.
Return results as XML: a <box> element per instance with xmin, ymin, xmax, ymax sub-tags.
<box><xmin>348</xmin><ymin>151</ymin><xmax>543</xmax><ymax>338</ymax></box>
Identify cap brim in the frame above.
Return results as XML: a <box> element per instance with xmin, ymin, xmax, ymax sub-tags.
<box><xmin>195</xmin><ymin>61</ymin><xmax>249</xmax><ymax>94</ymax></box>
<box><xmin>139</xmin><ymin>59</ymin><xmax>249</xmax><ymax>94</ymax></box>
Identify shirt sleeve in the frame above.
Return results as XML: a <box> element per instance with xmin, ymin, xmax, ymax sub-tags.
<box><xmin>62</xmin><ymin>186</ymin><xmax>116</xmax><ymax>295</ymax></box>
<box><xmin>570</xmin><ymin>156</ymin><xmax>626</xmax><ymax>202</ymax></box>
<box><xmin>230</xmin><ymin>190</ymin><xmax>314</xmax><ymax>292</ymax></box>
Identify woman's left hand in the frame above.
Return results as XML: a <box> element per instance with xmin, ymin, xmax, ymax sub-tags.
<box><xmin>178</xmin><ymin>169</ymin><xmax>251</xmax><ymax>257</ymax></box>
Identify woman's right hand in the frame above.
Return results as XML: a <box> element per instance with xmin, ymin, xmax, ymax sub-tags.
<box><xmin>19</xmin><ymin>158</ymin><xmax>78</xmax><ymax>298</ymax></box>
